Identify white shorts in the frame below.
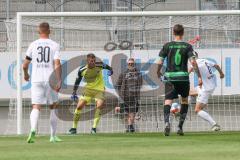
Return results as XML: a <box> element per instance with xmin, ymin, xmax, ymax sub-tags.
<box><xmin>31</xmin><ymin>82</ymin><xmax>58</xmax><ymax>105</ymax></box>
<box><xmin>196</xmin><ymin>87</ymin><xmax>214</xmax><ymax>104</ymax></box>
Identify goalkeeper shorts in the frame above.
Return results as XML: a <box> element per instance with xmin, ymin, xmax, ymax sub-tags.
<box><xmin>31</xmin><ymin>82</ymin><xmax>58</xmax><ymax>105</ymax></box>
<box><xmin>79</xmin><ymin>88</ymin><xmax>105</xmax><ymax>105</ymax></box>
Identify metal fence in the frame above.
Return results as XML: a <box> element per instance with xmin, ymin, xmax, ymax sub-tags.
<box><xmin>0</xmin><ymin>0</ymin><xmax>240</xmax><ymax>51</ymax></box>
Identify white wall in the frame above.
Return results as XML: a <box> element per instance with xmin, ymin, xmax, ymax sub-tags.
<box><xmin>0</xmin><ymin>49</ymin><xmax>240</xmax><ymax>99</ymax></box>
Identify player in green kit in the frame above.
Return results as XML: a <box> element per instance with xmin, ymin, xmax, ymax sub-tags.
<box><xmin>157</xmin><ymin>24</ymin><xmax>202</xmax><ymax>136</ymax></box>
<box><xmin>69</xmin><ymin>53</ymin><xmax>113</xmax><ymax>134</ymax></box>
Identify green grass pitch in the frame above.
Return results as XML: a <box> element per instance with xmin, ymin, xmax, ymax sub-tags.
<box><xmin>0</xmin><ymin>132</ymin><xmax>240</xmax><ymax>160</ymax></box>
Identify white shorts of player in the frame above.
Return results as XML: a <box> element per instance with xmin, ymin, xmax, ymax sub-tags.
<box><xmin>31</xmin><ymin>82</ymin><xmax>58</xmax><ymax>105</ymax></box>
<box><xmin>196</xmin><ymin>86</ymin><xmax>214</xmax><ymax>104</ymax></box>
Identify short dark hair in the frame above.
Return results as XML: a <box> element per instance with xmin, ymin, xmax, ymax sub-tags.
<box><xmin>173</xmin><ymin>24</ymin><xmax>184</xmax><ymax>36</ymax></box>
<box><xmin>128</xmin><ymin>58</ymin><xmax>135</xmax><ymax>62</ymax></box>
<box><xmin>39</xmin><ymin>22</ymin><xmax>50</xmax><ymax>34</ymax></box>
<box><xmin>87</xmin><ymin>53</ymin><xmax>96</xmax><ymax>59</ymax></box>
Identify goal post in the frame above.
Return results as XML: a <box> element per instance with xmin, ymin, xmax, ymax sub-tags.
<box><xmin>16</xmin><ymin>13</ymin><xmax>22</xmax><ymax>135</ymax></box>
<box><xmin>14</xmin><ymin>10</ymin><xmax>240</xmax><ymax>135</ymax></box>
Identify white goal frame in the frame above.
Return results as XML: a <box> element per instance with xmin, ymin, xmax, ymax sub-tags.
<box><xmin>16</xmin><ymin>10</ymin><xmax>240</xmax><ymax>134</ymax></box>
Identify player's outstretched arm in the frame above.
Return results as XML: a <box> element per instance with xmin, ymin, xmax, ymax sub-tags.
<box><xmin>214</xmin><ymin>64</ymin><xmax>225</xmax><ymax>79</ymax></box>
<box><xmin>188</xmin><ymin>67</ymin><xmax>194</xmax><ymax>73</ymax></box>
<box><xmin>116</xmin><ymin>73</ymin><xmax>123</xmax><ymax>97</ymax></box>
<box><xmin>115</xmin><ymin>73</ymin><xmax>124</xmax><ymax>114</ymax></box>
<box><xmin>54</xmin><ymin>59</ymin><xmax>62</xmax><ymax>92</ymax></box>
<box><xmin>157</xmin><ymin>44</ymin><xmax>167</xmax><ymax>78</ymax></box>
<box><xmin>136</xmin><ymin>70</ymin><xmax>143</xmax><ymax>99</ymax></box>
<box><xmin>102</xmin><ymin>63</ymin><xmax>113</xmax><ymax>76</ymax></box>
<box><xmin>73</xmin><ymin>69</ymin><xmax>83</xmax><ymax>95</ymax></box>
<box><xmin>71</xmin><ymin>69</ymin><xmax>83</xmax><ymax>101</ymax></box>
<box><xmin>53</xmin><ymin>44</ymin><xmax>62</xmax><ymax>92</ymax></box>
<box><xmin>157</xmin><ymin>58</ymin><xmax>164</xmax><ymax>78</ymax></box>
<box><xmin>138</xmin><ymin>70</ymin><xmax>143</xmax><ymax>88</ymax></box>
<box><xmin>190</xmin><ymin>57</ymin><xmax>202</xmax><ymax>87</ymax></box>
<box><xmin>23</xmin><ymin>42</ymin><xmax>33</xmax><ymax>82</ymax></box>
<box><xmin>22</xmin><ymin>57</ymin><xmax>31</xmax><ymax>81</ymax></box>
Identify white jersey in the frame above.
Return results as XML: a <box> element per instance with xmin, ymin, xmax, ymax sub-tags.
<box><xmin>196</xmin><ymin>58</ymin><xmax>217</xmax><ymax>91</ymax></box>
<box><xmin>26</xmin><ymin>39</ymin><xmax>60</xmax><ymax>83</ymax></box>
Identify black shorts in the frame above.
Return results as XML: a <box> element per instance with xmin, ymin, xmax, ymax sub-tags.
<box><xmin>121</xmin><ymin>97</ymin><xmax>139</xmax><ymax>113</ymax></box>
<box><xmin>165</xmin><ymin>81</ymin><xmax>190</xmax><ymax>100</ymax></box>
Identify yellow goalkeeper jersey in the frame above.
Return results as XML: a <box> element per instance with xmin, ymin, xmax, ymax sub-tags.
<box><xmin>73</xmin><ymin>62</ymin><xmax>112</xmax><ymax>92</ymax></box>
<box><xmin>80</xmin><ymin>65</ymin><xmax>105</xmax><ymax>91</ymax></box>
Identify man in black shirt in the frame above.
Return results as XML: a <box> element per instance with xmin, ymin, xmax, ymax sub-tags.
<box><xmin>157</xmin><ymin>24</ymin><xmax>202</xmax><ymax>136</ymax></box>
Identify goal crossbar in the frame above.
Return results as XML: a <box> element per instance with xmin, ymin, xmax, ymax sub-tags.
<box><xmin>17</xmin><ymin>10</ymin><xmax>240</xmax><ymax>17</ymax></box>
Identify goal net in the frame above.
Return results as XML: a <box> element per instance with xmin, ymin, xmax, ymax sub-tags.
<box><xmin>4</xmin><ymin>11</ymin><xmax>240</xmax><ymax>135</ymax></box>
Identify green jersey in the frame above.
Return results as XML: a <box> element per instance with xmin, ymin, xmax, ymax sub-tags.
<box><xmin>159</xmin><ymin>41</ymin><xmax>194</xmax><ymax>81</ymax></box>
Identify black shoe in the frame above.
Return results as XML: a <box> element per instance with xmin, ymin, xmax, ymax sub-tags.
<box><xmin>130</xmin><ymin>125</ymin><xmax>135</xmax><ymax>133</ymax></box>
<box><xmin>164</xmin><ymin>124</ymin><xmax>170</xmax><ymax>136</ymax></box>
<box><xmin>91</xmin><ymin>128</ymin><xmax>97</xmax><ymax>134</ymax></box>
<box><xmin>69</xmin><ymin>128</ymin><xmax>77</xmax><ymax>134</ymax></box>
<box><xmin>177</xmin><ymin>129</ymin><xmax>184</xmax><ymax>136</ymax></box>
<box><xmin>126</xmin><ymin>125</ymin><xmax>135</xmax><ymax>133</ymax></box>
<box><xmin>126</xmin><ymin>128</ymin><xmax>135</xmax><ymax>133</ymax></box>
<box><xmin>130</xmin><ymin>128</ymin><xmax>135</xmax><ymax>133</ymax></box>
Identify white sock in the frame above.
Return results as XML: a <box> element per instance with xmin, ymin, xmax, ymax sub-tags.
<box><xmin>30</xmin><ymin>108</ymin><xmax>39</xmax><ymax>132</ymax></box>
<box><xmin>197</xmin><ymin>110</ymin><xmax>216</xmax><ymax>126</ymax></box>
<box><xmin>50</xmin><ymin>109</ymin><xmax>58</xmax><ymax>137</ymax></box>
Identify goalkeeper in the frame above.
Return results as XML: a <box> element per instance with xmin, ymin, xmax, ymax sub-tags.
<box><xmin>68</xmin><ymin>53</ymin><xmax>113</xmax><ymax>134</ymax></box>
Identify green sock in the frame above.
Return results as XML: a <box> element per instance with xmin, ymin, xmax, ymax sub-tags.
<box><xmin>93</xmin><ymin>108</ymin><xmax>101</xmax><ymax>128</ymax></box>
<box><xmin>73</xmin><ymin>108</ymin><xmax>81</xmax><ymax>128</ymax></box>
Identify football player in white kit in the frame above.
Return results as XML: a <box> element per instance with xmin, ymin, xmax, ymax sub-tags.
<box><xmin>23</xmin><ymin>22</ymin><xmax>62</xmax><ymax>143</ymax></box>
<box><xmin>189</xmin><ymin>52</ymin><xmax>224</xmax><ymax>131</ymax></box>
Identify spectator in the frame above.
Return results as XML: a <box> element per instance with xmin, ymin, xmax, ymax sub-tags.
<box><xmin>115</xmin><ymin>58</ymin><xmax>142</xmax><ymax>133</ymax></box>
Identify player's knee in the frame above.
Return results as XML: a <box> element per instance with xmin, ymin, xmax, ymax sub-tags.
<box><xmin>181</xmin><ymin>97</ymin><xmax>188</xmax><ymax>104</ymax></box>
<box><xmin>49</xmin><ymin>105</ymin><xmax>54</xmax><ymax>109</ymax></box>
<box><xmin>195</xmin><ymin>108</ymin><xmax>200</xmax><ymax>113</ymax></box>
<box><xmin>195</xmin><ymin>103</ymin><xmax>203</xmax><ymax>113</ymax></box>
<box><xmin>96</xmin><ymin>105</ymin><xmax>104</xmax><ymax>110</ymax></box>
<box><xmin>164</xmin><ymin>99</ymin><xmax>173</xmax><ymax>105</ymax></box>
<box><xmin>49</xmin><ymin>103</ymin><xmax>58</xmax><ymax>109</ymax></box>
<box><xmin>77</xmin><ymin>101</ymin><xmax>86</xmax><ymax>110</ymax></box>
<box><xmin>96</xmin><ymin>100</ymin><xmax>104</xmax><ymax>109</ymax></box>
<box><xmin>32</xmin><ymin>104</ymin><xmax>41</xmax><ymax>110</ymax></box>
<box><xmin>129</xmin><ymin>113</ymin><xmax>134</xmax><ymax>119</ymax></box>
<box><xmin>128</xmin><ymin>113</ymin><xmax>135</xmax><ymax>122</ymax></box>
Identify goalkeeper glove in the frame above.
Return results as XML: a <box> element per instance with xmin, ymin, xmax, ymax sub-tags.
<box><xmin>107</xmin><ymin>70</ymin><xmax>113</xmax><ymax>76</ymax></box>
<box><xmin>103</xmin><ymin>63</ymin><xmax>113</xmax><ymax>76</ymax></box>
<box><xmin>71</xmin><ymin>93</ymin><xmax>78</xmax><ymax>101</ymax></box>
